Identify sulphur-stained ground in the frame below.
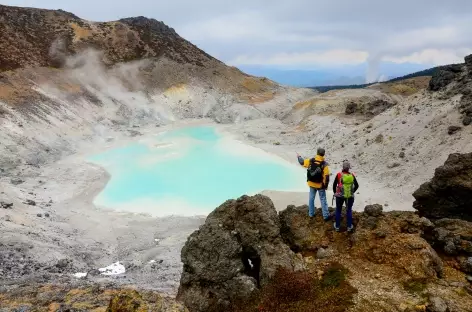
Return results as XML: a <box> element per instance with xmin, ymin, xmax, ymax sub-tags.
<box><xmin>0</xmin><ymin>284</ymin><xmax>187</xmax><ymax>312</ymax></box>
<box><xmin>280</xmin><ymin>207</ymin><xmax>472</xmax><ymax>312</ymax></box>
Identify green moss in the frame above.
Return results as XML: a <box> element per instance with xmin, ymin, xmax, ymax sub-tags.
<box><xmin>72</xmin><ymin>302</ymin><xmax>98</xmax><ymax>310</ymax></box>
<box><xmin>106</xmin><ymin>290</ymin><xmax>148</xmax><ymax>312</ymax></box>
<box><xmin>321</xmin><ymin>263</ymin><xmax>348</xmax><ymax>288</ymax></box>
<box><xmin>402</xmin><ymin>278</ymin><xmax>428</xmax><ymax>295</ymax></box>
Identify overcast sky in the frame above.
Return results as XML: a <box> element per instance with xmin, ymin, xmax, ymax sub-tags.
<box><xmin>4</xmin><ymin>0</ymin><xmax>472</xmax><ymax>80</ymax></box>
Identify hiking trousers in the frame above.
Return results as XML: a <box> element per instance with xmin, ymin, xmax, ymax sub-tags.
<box><xmin>308</xmin><ymin>187</ymin><xmax>329</xmax><ymax>219</ymax></box>
<box><xmin>335</xmin><ymin>197</ymin><xmax>354</xmax><ymax>228</ymax></box>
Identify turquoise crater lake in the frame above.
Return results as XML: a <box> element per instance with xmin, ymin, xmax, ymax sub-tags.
<box><xmin>88</xmin><ymin>126</ymin><xmax>307</xmax><ymax>216</ymax></box>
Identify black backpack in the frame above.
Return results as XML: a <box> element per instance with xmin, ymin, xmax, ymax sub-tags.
<box><xmin>307</xmin><ymin>158</ymin><xmax>325</xmax><ymax>183</ymax></box>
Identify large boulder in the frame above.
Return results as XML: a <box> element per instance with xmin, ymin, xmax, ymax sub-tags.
<box><xmin>428</xmin><ymin>218</ymin><xmax>472</xmax><ymax>257</ymax></box>
<box><xmin>278</xmin><ymin>205</ymin><xmax>325</xmax><ymax>252</ymax></box>
<box><xmin>413</xmin><ymin>153</ymin><xmax>472</xmax><ymax>221</ymax></box>
<box><xmin>344</xmin><ymin>99</ymin><xmax>396</xmax><ymax>117</ymax></box>
<box><xmin>465</xmin><ymin>54</ymin><xmax>472</xmax><ymax>70</ymax></box>
<box><xmin>459</xmin><ymin>93</ymin><xmax>472</xmax><ymax>118</ymax></box>
<box><xmin>177</xmin><ymin>195</ymin><xmax>303</xmax><ymax>312</ymax></box>
<box><xmin>428</xmin><ymin>65</ymin><xmax>463</xmax><ymax>91</ymax></box>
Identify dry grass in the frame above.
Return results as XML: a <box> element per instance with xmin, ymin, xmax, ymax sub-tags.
<box><xmin>293</xmin><ymin>99</ymin><xmax>316</xmax><ymax>110</ymax></box>
<box><xmin>238</xmin><ymin>263</ymin><xmax>356</xmax><ymax>312</ymax></box>
<box><xmin>0</xmin><ymin>78</ymin><xmax>40</xmax><ymax>105</ymax></box>
<box><xmin>292</xmin><ymin>98</ymin><xmax>340</xmax><ymax>111</ymax></box>
<box><xmin>241</xmin><ymin>77</ymin><xmax>273</xmax><ymax>93</ymax></box>
<box><xmin>238</xmin><ymin>77</ymin><xmax>276</xmax><ymax>104</ymax></box>
<box><xmin>70</xmin><ymin>22</ymin><xmax>92</xmax><ymax>42</ymax></box>
<box><xmin>369</xmin><ymin>77</ymin><xmax>431</xmax><ymax>96</ymax></box>
<box><xmin>240</xmin><ymin>91</ymin><xmax>275</xmax><ymax>104</ymax></box>
<box><xmin>0</xmin><ymin>285</ymin><xmax>182</xmax><ymax>312</ymax></box>
<box><xmin>164</xmin><ymin>84</ymin><xmax>188</xmax><ymax>96</ymax></box>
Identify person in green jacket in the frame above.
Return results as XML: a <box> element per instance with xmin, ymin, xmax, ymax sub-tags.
<box><xmin>332</xmin><ymin>160</ymin><xmax>359</xmax><ymax>232</ymax></box>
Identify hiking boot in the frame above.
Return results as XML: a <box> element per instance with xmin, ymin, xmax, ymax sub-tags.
<box><xmin>324</xmin><ymin>215</ymin><xmax>332</xmax><ymax>222</ymax></box>
<box><xmin>333</xmin><ymin>223</ymin><xmax>340</xmax><ymax>232</ymax></box>
<box><xmin>347</xmin><ymin>225</ymin><xmax>355</xmax><ymax>233</ymax></box>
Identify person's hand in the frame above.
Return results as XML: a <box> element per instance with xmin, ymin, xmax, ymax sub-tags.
<box><xmin>296</xmin><ymin>152</ymin><xmax>300</xmax><ymax>158</ymax></box>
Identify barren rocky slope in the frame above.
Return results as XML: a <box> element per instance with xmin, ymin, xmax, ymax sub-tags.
<box><xmin>232</xmin><ymin>58</ymin><xmax>472</xmax><ymax>211</ymax></box>
<box><xmin>0</xmin><ymin>5</ymin><xmax>214</xmax><ymax>71</ymax></box>
<box><xmin>0</xmin><ymin>4</ymin><xmax>311</xmax><ymax>172</ymax></box>
<box><xmin>1</xmin><ymin>3</ymin><xmax>472</xmax><ymax>312</ymax></box>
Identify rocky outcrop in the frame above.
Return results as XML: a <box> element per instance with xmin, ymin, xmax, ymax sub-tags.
<box><xmin>279</xmin><ymin>205</ymin><xmax>333</xmax><ymax>252</ymax></box>
<box><xmin>447</xmin><ymin>125</ymin><xmax>462</xmax><ymax>135</ymax></box>
<box><xmin>177</xmin><ymin>195</ymin><xmax>303</xmax><ymax>312</ymax></box>
<box><xmin>429</xmin><ymin>219</ymin><xmax>472</xmax><ymax>255</ymax></box>
<box><xmin>460</xmin><ymin>92</ymin><xmax>472</xmax><ymax>124</ymax></box>
<box><xmin>428</xmin><ymin>64</ymin><xmax>463</xmax><ymax>91</ymax></box>
<box><xmin>178</xmin><ymin>197</ymin><xmax>472</xmax><ymax>312</ymax></box>
<box><xmin>279</xmin><ymin>205</ymin><xmax>443</xmax><ymax>280</ymax></box>
<box><xmin>465</xmin><ymin>54</ymin><xmax>472</xmax><ymax>70</ymax></box>
<box><xmin>428</xmin><ymin>54</ymin><xmax>472</xmax><ymax>126</ymax></box>
<box><xmin>413</xmin><ymin>152</ymin><xmax>472</xmax><ymax>221</ymax></box>
<box><xmin>344</xmin><ymin>98</ymin><xmax>396</xmax><ymax>117</ymax></box>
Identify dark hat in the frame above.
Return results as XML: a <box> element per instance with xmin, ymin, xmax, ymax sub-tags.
<box><xmin>317</xmin><ymin>148</ymin><xmax>325</xmax><ymax>156</ymax></box>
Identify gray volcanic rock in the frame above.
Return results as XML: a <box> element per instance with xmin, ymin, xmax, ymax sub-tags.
<box><xmin>428</xmin><ymin>64</ymin><xmax>462</xmax><ymax>91</ymax></box>
<box><xmin>177</xmin><ymin>195</ymin><xmax>303</xmax><ymax>312</ymax></box>
<box><xmin>344</xmin><ymin>99</ymin><xmax>395</xmax><ymax>117</ymax></box>
<box><xmin>429</xmin><ymin>218</ymin><xmax>472</xmax><ymax>256</ymax></box>
<box><xmin>465</xmin><ymin>54</ymin><xmax>472</xmax><ymax>70</ymax></box>
<box><xmin>413</xmin><ymin>152</ymin><xmax>472</xmax><ymax>221</ymax></box>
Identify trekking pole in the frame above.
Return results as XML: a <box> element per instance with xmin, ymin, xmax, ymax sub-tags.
<box><xmin>331</xmin><ymin>195</ymin><xmax>334</xmax><ymax>207</ymax></box>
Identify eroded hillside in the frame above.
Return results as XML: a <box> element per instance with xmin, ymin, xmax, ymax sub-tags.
<box><xmin>0</xmin><ymin>4</ymin><xmax>313</xmax><ymax>172</ymax></box>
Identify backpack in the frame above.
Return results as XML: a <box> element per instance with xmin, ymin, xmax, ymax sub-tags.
<box><xmin>335</xmin><ymin>172</ymin><xmax>355</xmax><ymax>198</ymax></box>
<box><xmin>307</xmin><ymin>158</ymin><xmax>325</xmax><ymax>183</ymax></box>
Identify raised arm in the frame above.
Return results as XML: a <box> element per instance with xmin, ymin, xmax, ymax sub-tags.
<box><xmin>297</xmin><ymin>155</ymin><xmax>305</xmax><ymax>166</ymax></box>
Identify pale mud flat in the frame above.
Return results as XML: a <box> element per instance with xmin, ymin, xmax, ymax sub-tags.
<box><xmin>0</xmin><ymin>118</ymin><xmax>312</xmax><ymax>294</ymax></box>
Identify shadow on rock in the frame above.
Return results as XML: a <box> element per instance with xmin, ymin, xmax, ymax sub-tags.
<box><xmin>177</xmin><ymin>195</ymin><xmax>304</xmax><ymax>312</ymax></box>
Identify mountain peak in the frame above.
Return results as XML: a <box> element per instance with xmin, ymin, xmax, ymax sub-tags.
<box><xmin>118</xmin><ymin>16</ymin><xmax>176</xmax><ymax>35</ymax></box>
<box><xmin>0</xmin><ymin>4</ymin><xmax>215</xmax><ymax>72</ymax></box>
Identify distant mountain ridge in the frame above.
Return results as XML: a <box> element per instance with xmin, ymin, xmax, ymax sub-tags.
<box><xmin>310</xmin><ymin>65</ymin><xmax>454</xmax><ymax>93</ymax></box>
<box><xmin>237</xmin><ymin>63</ymin><xmax>430</xmax><ymax>87</ymax></box>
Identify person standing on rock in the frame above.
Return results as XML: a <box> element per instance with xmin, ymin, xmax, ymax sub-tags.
<box><xmin>332</xmin><ymin>160</ymin><xmax>359</xmax><ymax>232</ymax></box>
<box><xmin>297</xmin><ymin>148</ymin><xmax>331</xmax><ymax>221</ymax></box>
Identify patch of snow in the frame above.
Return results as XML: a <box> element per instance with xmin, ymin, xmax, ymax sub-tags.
<box><xmin>98</xmin><ymin>262</ymin><xmax>126</xmax><ymax>276</ymax></box>
<box><xmin>73</xmin><ymin>272</ymin><xmax>87</xmax><ymax>278</ymax></box>
<box><xmin>149</xmin><ymin>260</ymin><xmax>156</xmax><ymax>263</ymax></box>
<box><xmin>248</xmin><ymin>259</ymin><xmax>253</xmax><ymax>269</ymax></box>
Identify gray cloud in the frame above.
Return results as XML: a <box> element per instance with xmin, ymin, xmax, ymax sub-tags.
<box><xmin>4</xmin><ymin>0</ymin><xmax>472</xmax><ymax>71</ymax></box>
